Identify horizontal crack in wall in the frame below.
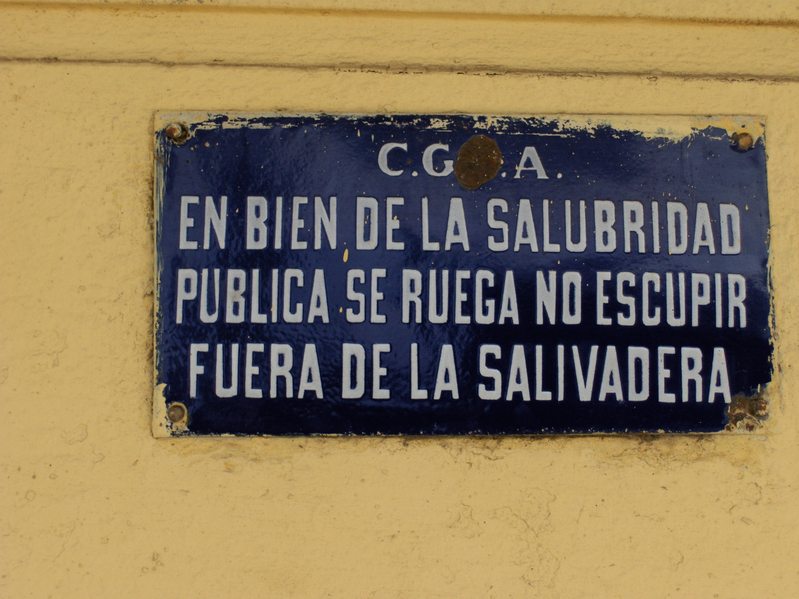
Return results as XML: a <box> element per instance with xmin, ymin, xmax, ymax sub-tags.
<box><xmin>1</xmin><ymin>56</ymin><xmax>798</xmax><ymax>84</ymax></box>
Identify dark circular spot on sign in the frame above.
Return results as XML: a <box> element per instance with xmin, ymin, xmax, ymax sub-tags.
<box><xmin>454</xmin><ymin>135</ymin><xmax>504</xmax><ymax>190</ymax></box>
<box><xmin>167</xmin><ymin>402</ymin><xmax>188</xmax><ymax>423</ymax></box>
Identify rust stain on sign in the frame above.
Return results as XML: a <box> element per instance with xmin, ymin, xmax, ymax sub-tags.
<box><xmin>453</xmin><ymin>134</ymin><xmax>504</xmax><ymax>190</ymax></box>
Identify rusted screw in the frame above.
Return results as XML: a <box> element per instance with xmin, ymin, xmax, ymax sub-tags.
<box><xmin>164</xmin><ymin>122</ymin><xmax>190</xmax><ymax>145</ymax></box>
<box><xmin>730</xmin><ymin>131</ymin><xmax>754</xmax><ymax>152</ymax></box>
<box><xmin>727</xmin><ymin>407</ymin><xmax>746</xmax><ymax>428</ymax></box>
<box><xmin>753</xmin><ymin>398</ymin><xmax>768</xmax><ymax>418</ymax></box>
<box><xmin>166</xmin><ymin>402</ymin><xmax>188</xmax><ymax>423</ymax></box>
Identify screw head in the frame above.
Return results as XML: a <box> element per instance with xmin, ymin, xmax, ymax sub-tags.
<box><xmin>731</xmin><ymin>131</ymin><xmax>754</xmax><ymax>152</ymax></box>
<box><xmin>164</xmin><ymin>122</ymin><xmax>190</xmax><ymax>145</ymax></box>
<box><xmin>166</xmin><ymin>402</ymin><xmax>188</xmax><ymax>423</ymax></box>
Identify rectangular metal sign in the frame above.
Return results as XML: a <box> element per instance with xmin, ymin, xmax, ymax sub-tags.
<box><xmin>153</xmin><ymin>113</ymin><xmax>771</xmax><ymax>436</ymax></box>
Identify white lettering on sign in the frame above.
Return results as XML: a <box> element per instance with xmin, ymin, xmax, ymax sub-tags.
<box><xmin>377</xmin><ymin>143</ymin><xmax>548</xmax><ymax>180</ymax></box>
<box><xmin>170</xmin><ymin>193</ymin><xmax>750</xmax><ymax>405</ymax></box>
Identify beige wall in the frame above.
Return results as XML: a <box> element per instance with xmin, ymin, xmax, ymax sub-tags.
<box><xmin>1</xmin><ymin>2</ymin><xmax>798</xmax><ymax>597</ymax></box>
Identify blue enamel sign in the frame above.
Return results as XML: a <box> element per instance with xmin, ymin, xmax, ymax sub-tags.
<box><xmin>153</xmin><ymin>114</ymin><xmax>771</xmax><ymax>436</ymax></box>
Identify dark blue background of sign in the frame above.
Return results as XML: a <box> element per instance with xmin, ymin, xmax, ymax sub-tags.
<box><xmin>155</xmin><ymin>115</ymin><xmax>771</xmax><ymax>434</ymax></box>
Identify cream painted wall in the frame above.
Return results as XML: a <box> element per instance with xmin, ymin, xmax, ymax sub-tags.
<box><xmin>1</xmin><ymin>3</ymin><xmax>798</xmax><ymax>597</ymax></box>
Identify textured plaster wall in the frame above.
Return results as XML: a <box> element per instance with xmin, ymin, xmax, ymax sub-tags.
<box><xmin>1</xmin><ymin>3</ymin><xmax>798</xmax><ymax>597</ymax></box>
